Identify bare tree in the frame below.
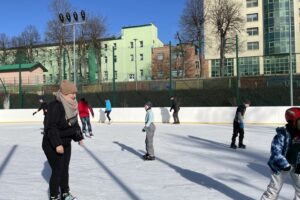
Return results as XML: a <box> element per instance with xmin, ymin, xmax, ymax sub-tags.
<box><xmin>20</xmin><ymin>25</ymin><xmax>41</xmax><ymax>63</ymax></box>
<box><xmin>179</xmin><ymin>0</ymin><xmax>209</xmax><ymax>77</ymax></box>
<box><xmin>84</xmin><ymin>14</ymin><xmax>107</xmax><ymax>83</ymax></box>
<box><xmin>208</xmin><ymin>0</ymin><xmax>244</xmax><ymax>77</ymax></box>
<box><xmin>0</xmin><ymin>33</ymin><xmax>10</xmax><ymax>65</ymax></box>
<box><xmin>45</xmin><ymin>0</ymin><xmax>72</xmax><ymax>82</ymax></box>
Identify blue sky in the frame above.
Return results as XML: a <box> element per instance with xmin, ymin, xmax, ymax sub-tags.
<box><xmin>0</xmin><ymin>0</ymin><xmax>186</xmax><ymax>44</ymax></box>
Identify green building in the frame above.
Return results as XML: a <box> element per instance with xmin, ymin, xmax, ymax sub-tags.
<box><xmin>0</xmin><ymin>23</ymin><xmax>163</xmax><ymax>84</ymax></box>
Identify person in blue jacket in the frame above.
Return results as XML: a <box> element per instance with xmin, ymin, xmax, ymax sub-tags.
<box><xmin>261</xmin><ymin>107</ymin><xmax>300</xmax><ymax>200</ymax></box>
<box><xmin>105</xmin><ymin>99</ymin><xmax>112</xmax><ymax>124</ymax></box>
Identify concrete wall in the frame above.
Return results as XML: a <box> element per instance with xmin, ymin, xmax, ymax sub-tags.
<box><xmin>0</xmin><ymin>106</ymin><xmax>290</xmax><ymax>124</ymax></box>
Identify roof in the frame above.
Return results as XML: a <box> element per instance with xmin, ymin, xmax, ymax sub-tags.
<box><xmin>122</xmin><ymin>23</ymin><xmax>153</xmax><ymax>29</ymax></box>
<box><xmin>0</xmin><ymin>63</ymin><xmax>48</xmax><ymax>72</ymax></box>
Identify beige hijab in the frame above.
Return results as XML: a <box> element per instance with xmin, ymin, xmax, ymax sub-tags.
<box><xmin>56</xmin><ymin>90</ymin><xmax>78</xmax><ymax>125</ymax></box>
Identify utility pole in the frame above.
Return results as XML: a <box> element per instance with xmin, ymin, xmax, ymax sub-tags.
<box><xmin>236</xmin><ymin>34</ymin><xmax>240</xmax><ymax>105</ymax></box>
<box><xmin>288</xmin><ymin>0</ymin><xmax>293</xmax><ymax>106</ymax></box>
<box><xmin>112</xmin><ymin>46</ymin><xmax>116</xmax><ymax>107</ymax></box>
<box><xmin>169</xmin><ymin>41</ymin><xmax>172</xmax><ymax>97</ymax></box>
<box><xmin>19</xmin><ymin>63</ymin><xmax>23</xmax><ymax>108</ymax></box>
<box><xmin>133</xmin><ymin>38</ymin><xmax>138</xmax><ymax>91</ymax></box>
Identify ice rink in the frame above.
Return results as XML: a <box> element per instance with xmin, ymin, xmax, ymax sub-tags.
<box><xmin>0</xmin><ymin>122</ymin><xmax>296</xmax><ymax>200</ymax></box>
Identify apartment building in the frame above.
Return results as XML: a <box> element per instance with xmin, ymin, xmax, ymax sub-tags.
<box><xmin>0</xmin><ymin>23</ymin><xmax>163</xmax><ymax>84</ymax></box>
<box><xmin>205</xmin><ymin>0</ymin><xmax>300</xmax><ymax>77</ymax></box>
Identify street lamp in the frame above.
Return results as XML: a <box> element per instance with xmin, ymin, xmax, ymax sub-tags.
<box><xmin>58</xmin><ymin>10</ymin><xmax>86</xmax><ymax>85</ymax></box>
<box><xmin>288</xmin><ymin>0</ymin><xmax>293</xmax><ymax>106</ymax></box>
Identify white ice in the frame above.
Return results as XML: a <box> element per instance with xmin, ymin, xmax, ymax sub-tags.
<box><xmin>0</xmin><ymin>122</ymin><xmax>295</xmax><ymax>200</ymax></box>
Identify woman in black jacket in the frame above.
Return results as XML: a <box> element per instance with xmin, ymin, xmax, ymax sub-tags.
<box><xmin>42</xmin><ymin>80</ymin><xmax>84</xmax><ymax>200</ymax></box>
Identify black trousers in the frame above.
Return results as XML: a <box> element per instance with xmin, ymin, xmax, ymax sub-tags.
<box><xmin>42</xmin><ymin>137</ymin><xmax>71</xmax><ymax>197</ymax></box>
<box><xmin>231</xmin><ymin>121</ymin><xmax>245</xmax><ymax>145</ymax></box>
<box><xmin>172</xmin><ymin>111</ymin><xmax>180</xmax><ymax>123</ymax></box>
<box><xmin>105</xmin><ymin>111</ymin><xmax>111</xmax><ymax>121</ymax></box>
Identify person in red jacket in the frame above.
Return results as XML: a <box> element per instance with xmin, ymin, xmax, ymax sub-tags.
<box><xmin>78</xmin><ymin>98</ymin><xmax>94</xmax><ymax>137</ymax></box>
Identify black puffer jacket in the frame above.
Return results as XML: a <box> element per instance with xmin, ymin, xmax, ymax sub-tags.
<box><xmin>44</xmin><ymin>100</ymin><xmax>83</xmax><ymax>148</ymax></box>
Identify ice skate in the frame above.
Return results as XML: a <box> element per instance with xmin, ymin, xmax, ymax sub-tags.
<box><xmin>230</xmin><ymin>143</ymin><xmax>237</xmax><ymax>149</ymax></box>
<box><xmin>89</xmin><ymin>132</ymin><xmax>94</xmax><ymax>137</ymax></box>
<box><xmin>238</xmin><ymin>144</ymin><xmax>246</xmax><ymax>149</ymax></box>
<box><xmin>50</xmin><ymin>195</ymin><xmax>59</xmax><ymax>200</ymax></box>
<box><xmin>144</xmin><ymin>155</ymin><xmax>155</xmax><ymax>161</ymax></box>
<box><xmin>61</xmin><ymin>192</ymin><xmax>78</xmax><ymax>200</ymax></box>
<box><xmin>142</xmin><ymin>153</ymin><xmax>149</xmax><ymax>159</ymax></box>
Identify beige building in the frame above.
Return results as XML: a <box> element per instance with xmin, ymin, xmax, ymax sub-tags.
<box><xmin>205</xmin><ymin>0</ymin><xmax>300</xmax><ymax>77</ymax></box>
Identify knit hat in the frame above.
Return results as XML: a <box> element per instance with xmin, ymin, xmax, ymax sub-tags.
<box><xmin>59</xmin><ymin>80</ymin><xmax>77</xmax><ymax>95</ymax></box>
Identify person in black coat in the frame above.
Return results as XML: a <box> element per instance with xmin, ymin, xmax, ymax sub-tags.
<box><xmin>33</xmin><ymin>97</ymin><xmax>48</xmax><ymax>134</ymax></box>
<box><xmin>42</xmin><ymin>80</ymin><xmax>84</xmax><ymax>200</ymax></box>
<box><xmin>230</xmin><ymin>100</ymin><xmax>251</xmax><ymax>149</ymax></box>
<box><xmin>170</xmin><ymin>96</ymin><xmax>180</xmax><ymax>124</ymax></box>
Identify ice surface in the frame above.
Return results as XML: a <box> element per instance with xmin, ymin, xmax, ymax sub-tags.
<box><xmin>0</xmin><ymin>123</ymin><xmax>295</xmax><ymax>200</ymax></box>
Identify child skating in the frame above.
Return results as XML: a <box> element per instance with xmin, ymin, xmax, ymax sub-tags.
<box><xmin>261</xmin><ymin>107</ymin><xmax>300</xmax><ymax>200</ymax></box>
<box><xmin>142</xmin><ymin>101</ymin><xmax>156</xmax><ymax>161</ymax></box>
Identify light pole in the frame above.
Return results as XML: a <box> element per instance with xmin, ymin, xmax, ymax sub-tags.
<box><xmin>59</xmin><ymin>10</ymin><xmax>86</xmax><ymax>85</ymax></box>
<box><xmin>235</xmin><ymin>34</ymin><xmax>240</xmax><ymax>105</ymax></box>
<box><xmin>288</xmin><ymin>0</ymin><xmax>293</xmax><ymax>106</ymax></box>
<box><xmin>133</xmin><ymin>38</ymin><xmax>138</xmax><ymax>90</ymax></box>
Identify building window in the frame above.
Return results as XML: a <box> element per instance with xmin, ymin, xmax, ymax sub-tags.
<box><xmin>130</xmin><ymin>42</ymin><xmax>134</xmax><ymax>48</ymax></box>
<box><xmin>247</xmin><ymin>42</ymin><xmax>259</xmax><ymax>50</ymax></box>
<box><xmin>130</xmin><ymin>54</ymin><xmax>134</xmax><ymax>61</ymax></box>
<box><xmin>246</xmin><ymin>0</ymin><xmax>258</xmax><ymax>7</ymax></box>
<box><xmin>247</xmin><ymin>27</ymin><xmax>259</xmax><ymax>36</ymax></box>
<box><xmin>104</xmin><ymin>44</ymin><xmax>108</xmax><ymax>51</ymax></box>
<box><xmin>140</xmin><ymin>69</ymin><xmax>144</xmax><ymax>77</ymax></box>
<box><xmin>113</xmin><ymin>43</ymin><xmax>117</xmax><ymax>50</ymax></box>
<box><xmin>129</xmin><ymin>74</ymin><xmax>135</xmax><ymax>81</ymax></box>
<box><xmin>105</xmin><ymin>56</ymin><xmax>108</xmax><ymax>63</ymax></box>
<box><xmin>140</xmin><ymin>41</ymin><xmax>143</xmax><ymax>47</ymax></box>
<box><xmin>140</xmin><ymin>54</ymin><xmax>143</xmax><ymax>61</ymax></box>
<box><xmin>104</xmin><ymin>71</ymin><xmax>108</xmax><ymax>81</ymax></box>
<box><xmin>239</xmin><ymin>57</ymin><xmax>259</xmax><ymax>76</ymax></box>
<box><xmin>171</xmin><ymin>53</ymin><xmax>177</xmax><ymax>60</ymax></box>
<box><xmin>35</xmin><ymin>50</ymin><xmax>39</xmax><ymax>57</ymax></box>
<box><xmin>114</xmin><ymin>55</ymin><xmax>117</xmax><ymax>62</ymax></box>
<box><xmin>211</xmin><ymin>59</ymin><xmax>234</xmax><ymax>77</ymax></box>
<box><xmin>247</xmin><ymin>13</ymin><xmax>258</xmax><ymax>22</ymax></box>
<box><xmin>264</xmin><ymin>55</ymin><xmax>296</xmax><ymax>75</ymax></box>
<box><xmin>157</xmin><ymin>53</ymin><xmax>163</xmax><ymax>60</ymax></box>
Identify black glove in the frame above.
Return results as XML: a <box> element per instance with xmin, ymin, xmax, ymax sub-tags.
<box><xmin>295</xmin><ymin>165</ymin><xmax>300</xmax><ymax>174</ymax></box>
<box><xmin>74</xmin><ymin>127</ymin><xmax>83</xmax><ymax>141</ymax></box>
<box><xmin>32</xmin><ymin>111</ymin><xmax>37</xmax><ymax>116</ymax></box>
<box><xmin>282</xmin><ymin>165</ymin><xmax>291</xmax><ymax>172</ymax></box>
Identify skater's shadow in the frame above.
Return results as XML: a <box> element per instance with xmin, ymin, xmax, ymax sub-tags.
<box><xmin>139</xmin><ymin>150</ymin><xmax>254</xmax><ymax>200</ymax></box>
<box><xmin>113</xmin><ymin>141</ymin><xmax>144</xmax><ymax>160</ymax></box>
<box><xmin>160</xmin><ymin>107</ymin><xmax>171</xmax><ymax>123</ymax></box>
<box><xmin>188</xmin><ymin>135</ymin><xmax>229</xmax><ymax>148</ymax></box>
<box><xmin>99</xmin><ymin>109</ymin><xmax>106</xmax><ymax>123</ymax></box>
<box><xmin>42</xmin><ymin>161</ymin><xmax>51</xmax><ymax>198</ymax></box>
<box><xmin>0</xmin><ymin>145</ymin><xmax>17</xmax><ymax>177</ymax></box>
<box><xmin>83</xmin><ymin>146</ymin><xmax>141</xmax><ymax>200</ymax></box>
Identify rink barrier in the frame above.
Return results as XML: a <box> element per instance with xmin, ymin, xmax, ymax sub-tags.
<box><xmin>0</xmin><ymin>106</ymin><xmax>290</xmax><ymax>124</ymax></box>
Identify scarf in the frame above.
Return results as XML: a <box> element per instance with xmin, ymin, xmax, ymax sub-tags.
<box><xmin>56</xmin><ymin>90</ymin><xmax>78</xmax><ymax>126</ymax></box>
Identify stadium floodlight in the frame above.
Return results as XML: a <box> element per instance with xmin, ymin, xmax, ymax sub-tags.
<box><xmin>80</xmin><ymin>10</ymin><xmax>86</xmax><ymax>21</ymax></box>
<box><xmin>66</xmin><ymin>12</ymin><xmax>71</xmax><ymax>22</ymax></box>
<box><xmin>58</xmin><ymin>11</ymin><xmax>86</xmax><ymax>85</ymax></box>
<box><xmin>59</xmin><ymin>13</ymin><xmax>64</xmax><ymax>23</ymax></box>
<box><xmin>73</xmin><ymin>12</ymin><xmax>78</xmax><ymax>22</ymax></box>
